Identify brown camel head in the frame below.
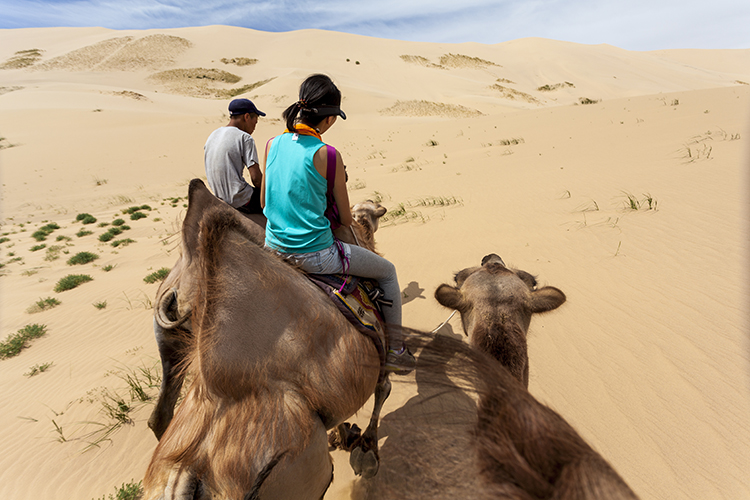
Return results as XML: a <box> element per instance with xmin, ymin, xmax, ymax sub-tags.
<box><xmin>335</xmin><ymin>200</ymin><xmax>387</xmax><ymax>252</ymax></box>
<box><xmin>351</xmin><ymin>200</ymin><xmax>387</xmax><ymax>233</ymax></box>
<box><xmin>435</xmin><ymin>253</ymin><xmax>566</xmax><ymax>386</ymax></box>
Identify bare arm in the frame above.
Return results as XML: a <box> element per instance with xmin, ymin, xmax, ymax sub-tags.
<box><xmin>332</xmin><ymin>150</ymin><xmax>353</xmax><ymax>227</ymax></box>
<box><xmin>247</xmin><ymin>162</ymin><xmax>262</xmax><ymax>188</ymax></box>
<box><xmin>260</xmin><ymin>139</ymin><xmax>271</xmax><ymax>209</ymax></box>
<box><xmin>313</xmin><ymin>146</ymin><xmax>352</xmax><ymax>227</ymax></box>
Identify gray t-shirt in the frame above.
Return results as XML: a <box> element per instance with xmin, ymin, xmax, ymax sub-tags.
<box><xmin>204</xmin><ymin>126</ymin><xmax>259</xmax><ymax>208</ymax></box>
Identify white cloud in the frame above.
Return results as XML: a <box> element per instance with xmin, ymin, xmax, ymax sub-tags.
<box><xmin>0</xmin><ymin>0</ymin><xmax>747</xmax><ymax>50</ymax></box>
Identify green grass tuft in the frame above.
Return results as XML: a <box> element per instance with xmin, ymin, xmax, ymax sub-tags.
<box><xmin>30</xmin><ymin>243</ymin><xmax>47</xmax><ymax>252</ymax></box>
<box><xmin>111</xmin><ymin>238</ymin><xmax>135</xmax><ymax>248</ymax></box>
<box><xmin>76</xmin><ymin>213</ymin><xmax>97</xmax><ymax>224</ymax></box>
<box><xmin>25</xmin><ymin>362</ymin><xmax>53</xmax><ymax>377</ymax></box>
<box><xmin>143</xmin><ymin>268</ymin><xmax>170</xmax><ymax>284</ymax></box>
<box><xmin>26</xmin><ymin>297</ymin><xmax>61</xmax><ymax>314</ymax></box>
<box><xmin>54</xmin><ymin>274</ymin><xmax>93</xmax><ymax>292</ymax></box>
<box><xmin>92</xmin><ymin>480</ymin><xmax>143</xmax><ymax>500</ymax></box>
<box><xmin>67</xmin><ymin>251</ymin><xmax>99</xmax><ymax>265</ymax></box>
<box><xmin>0</xmin><ymin>324</ymin><xmax>47</xmax><ymax>359</ymax></box>
<box><xmin>31</xmin><ymin>223</ymin><xmax>60</xmax><ymax>241</ymax></box>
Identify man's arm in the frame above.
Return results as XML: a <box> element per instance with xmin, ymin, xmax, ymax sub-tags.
<box><xmin>247</xmin><ymin>162</ymin><xmax>262</xmax><ymax>188</ymax></box>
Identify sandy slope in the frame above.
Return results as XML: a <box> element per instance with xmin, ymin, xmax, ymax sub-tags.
<box><xmin>0</xmin><ymin>26</ymin><xmax>748</xmax><ymax>500</ymax></box>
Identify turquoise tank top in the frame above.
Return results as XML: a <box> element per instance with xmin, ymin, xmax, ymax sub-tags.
<box><xmin>264</xmin><ymin>133</ymin><xmax>333</xmax><ymax>253</ymax></box>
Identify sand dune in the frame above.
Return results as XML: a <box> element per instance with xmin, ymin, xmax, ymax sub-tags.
<box><xmin>0</xmin><ymin>26</ymin><xmax>749</xmax><ymax>500</ymax></box>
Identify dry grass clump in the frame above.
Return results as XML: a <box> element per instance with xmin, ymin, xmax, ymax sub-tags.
<box><xmin>97</xmin><ymin>34</ymin><xmax>192</xmax><ymax>71</ymax></box>
<box><xmin>0</xmin><ymin>136</ymin><xmax>17</xmax><ymax>149</ymax></box>
<box><xmin>538</xmin><ymin>82</ymin><xmax>575</xmax><ymax>92</ymax></box>
<box><xmin>221</xmin><ymin>57</ymin><xmax>257</xmax><ymax>66</ymax></box>
<box><xmin>35</xmin><ymin>35</ymin><xmax>191</xmax><ymax>72</ymax></box>
<box><xmin>380</xmin><ymin>100</ymin><xmax>483</xmax><ymax>118</ymax></box>
<box><xmin>489</xmin><ymin>84</ymin><xmax>542</xmax><ymax>104</ymax></box>
<box><xmin>214</xmin><ymin>78</ymin><xmax>275</xmax><ymax>99</ymax></box>
<box><xmin>106</xmin><ymin>90</ymin><xmax>150</xmax><ymax>101</ymax></box>
<box><xmin>36</xmin><ymin>37</ymin><xmax>134</xmax><ymax>71</ymax></box>
<box><xmin>578</xmin><ymin>97</ymin><xmax>600</xmax><ymax>105</ymax></box>
<box><xmin>438</xmin><ymin>53</ymin><xmax>500</xmax><ymax>69</ymax></box>
<box><xmin>0</xmin><ymin>49</ymin><xmax>44</xmax><ymax>69</ymax></box>
<box><xmin>0</xmin><ymin>86</ymin><xmax>24</xmax><ymax>95</ymax></box>
<box><xmin>399</xmin><ymin>55</ymin><xmax>443</xmax><ymax>69</ymax></box>
<box><xmin>149</xmin><ymin>67</ymin><xmax>241</xmax><ymax>84</ymax></box>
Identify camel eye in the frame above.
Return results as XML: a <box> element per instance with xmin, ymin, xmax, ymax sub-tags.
<box><xmin>516</xmin><ymin>270</ymin><xmax>538</xmax><ymax>290</ymax></box>
<box><xmin>454</xmin><ymin>267</ymin><xmax>479</xmax><ymax>286</ymax></box>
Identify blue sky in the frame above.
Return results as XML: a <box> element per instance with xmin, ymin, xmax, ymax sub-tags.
<box><xmin>1</xmin><ymin>0</ymin><xmax>748</xmax><ymax>51</ymax></box>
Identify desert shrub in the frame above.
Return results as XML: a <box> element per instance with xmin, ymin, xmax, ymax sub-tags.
<box><xmin>77</xmin><ymin>229</ymin><xmax>93</xmax><ymax>237</ymax></box>
<box><xmin>67</xmin><ymin>251</ymin><xmax>99</xmax><ymax>265</ymax></box>
<box><xmin>76</xmin><ymin>213</ymin><xmax>97</xmax><ymax>224</ymax></box>
<box><xmin>93</xmin><ymin>300</ymin><xmax>107</xmax><ymax>309</ymax></box>
<box><xmin>122</xmin><ymin>205</ymin><xmax>151</xmax><ymax>215</ymax></box>
<box><xmin>25</xmin><ymin>362</ymin><xmax>53</xmax><ymax>377</ymax></box>
<box><xmin>0</xmin><ymin>324</ymin><xmax>47</xmax><ymax>359</ymax></box>
<box><xmin>56</xmin><ymin>235</ymin><xmax>72</xmax><ymax>241</ymax></box>
<box><xmin>220</xmin><ymin>57</ymin><xmax>257</xmax><ymax>66</ymax></box>
<box><xmin>44</xmin><ymin>245</ymin><xmax>63</xmax><ymax>262</ymax></box>
<box><xmin>31</xmin><ymin>223</ymin><xmax>60</xmax><ymax>241</ymax></box>
<box><xmin>54</xmin><ymin>274</ymin><xmax>93</xmax><ymax>292</ymax></box>
<box><xmin>92</xmin><ymin>480</ymin><xmax>143</xmax><ymax>500</ymax></box>
<box><xmin>102</xmin><ymin>264</ymin><xmax>115</xmax><ymax>272</ymax></box>
<box><xmin>111</xmin><ymin>218</ymin><xmax>125</xmax><ymax>226</ymax></box>
<box><xmin>111</xmin><ymin>239</ymin><xmax>135</xmax><ymax>248</ymax></box>
<box><xmin>579</xmin><ymin>97</ymin><xmax>600</xmax><ymax>105</ymax></box>
<box><xmin>143</xmin><ymin>268</ymin><xmax>170</xmax><ymax>284</ymax></box>
<box><xmin>26</xmin><ymin>297</ymin><xmax>61</xmax><ymax>313</ymax></box>
<box><xmin>30</xmin><ymin>243</ymin><xmax>46</xmax><ymax>252</ymax></box>
<box><xmin>129</xmin><ymin>211</ymin><xmax>147</xmax><ymax>221</ymax></box>
<box><xmin>0</xmin><ymin>237</ymin><xmax>9</xmax><ymax>244</ymax></box>
<box><xmin>99</xmin><ymin>225</ymin><xmax>125</xmax><ymax>241</ymax></box>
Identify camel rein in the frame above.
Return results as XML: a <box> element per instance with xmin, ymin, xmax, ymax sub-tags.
<box><xmin>431</xmin><ymin>310</ymin><xmax>457</xmax><ymax>334</ymax></box>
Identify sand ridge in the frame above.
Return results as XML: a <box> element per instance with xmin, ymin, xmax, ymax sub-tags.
<box><xmin>0</xmin><ymin>26</ymin><xmax>749</xmax><ymax>500</ymax></box>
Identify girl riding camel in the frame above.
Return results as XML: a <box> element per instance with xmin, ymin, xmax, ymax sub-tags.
<box><xmin>261</xmin><ymin>73</ymin><xmax>415</xmax><ymax>374</ymax></box>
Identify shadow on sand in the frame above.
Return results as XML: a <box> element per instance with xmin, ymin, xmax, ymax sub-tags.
<box><xmin>352</xmin><ymin>326</ymin><xmax>489</xmax><ymax>500</ymax></box>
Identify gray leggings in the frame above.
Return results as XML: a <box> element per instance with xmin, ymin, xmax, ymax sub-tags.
<box><xmin>278</xmin><ymin>241</ymin><xmax>402</xmax><ymax>331</ymax></box>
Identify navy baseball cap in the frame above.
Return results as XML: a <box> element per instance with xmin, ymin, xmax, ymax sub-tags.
<box><xmin>228</xmin><ymin>98</ymin><xmax>266</xmax><ymax>117</ymax></box>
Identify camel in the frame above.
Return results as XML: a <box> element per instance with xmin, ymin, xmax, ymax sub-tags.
<box><xmin>353</xmin><ymin>329</ymin><xmax>639</xmax><ymax>499</ymax></box>
<box><xmin>434</xmin><ymin>254</ymin><xmax>566</xmax><ymax>387</ymax></box>
<box><xmin>144</xmin><ymin>180</ymin><xmax>393</xmax><ymax>499</ymax></box>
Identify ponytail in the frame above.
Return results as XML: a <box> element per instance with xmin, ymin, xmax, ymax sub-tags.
<box><xmin>284</xmin><ymin>74</ymin><xmax>343</xmax><ymax>132</ymax></box>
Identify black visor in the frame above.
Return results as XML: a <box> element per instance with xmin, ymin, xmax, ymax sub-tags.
<box><xmin>310</xmin><ymin>104</ymin><xmax>346</xmax><ymax>120</ymax></box>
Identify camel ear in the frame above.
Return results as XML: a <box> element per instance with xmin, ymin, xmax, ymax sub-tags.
<box><xmin>374</xmin><ymin>206</ymin><xmax>387</xmax><ymax>218</ymax></box>
<box><xmin>435</xmin><ymin>284</ymin><xmax>469</xmax><ymax>312</ymax></box>
<box><xmin>529</xmin><ymin>286</ymin><xmax>566</xmax><ymax>313</ymax></box>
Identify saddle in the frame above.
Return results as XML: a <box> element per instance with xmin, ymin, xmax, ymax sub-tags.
<box><xmin>307</xmin><ymin>274</ymin><xmax>390</xmax><ymax>380</ymax></box>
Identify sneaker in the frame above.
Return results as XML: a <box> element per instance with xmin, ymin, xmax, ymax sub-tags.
<box><xmin>385</xmin><ymin>346</ymin><xmax>416</xmax><ymax>375</ymax></box>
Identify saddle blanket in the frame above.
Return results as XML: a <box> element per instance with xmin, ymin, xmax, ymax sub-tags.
<box><xmin>307</xmin><ymin>274</ymin><xmax>388</xmax><ymax>376</ymax></box>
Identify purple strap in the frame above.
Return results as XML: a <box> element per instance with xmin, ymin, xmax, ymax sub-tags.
<box><xmin>325</xmin><ymin>145</ymin><xmax>336</xmax><ymax>200</ymax></box>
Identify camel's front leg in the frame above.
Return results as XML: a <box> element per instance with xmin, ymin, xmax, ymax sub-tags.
<box><xmin>148</xmin><ymin>319</ymin><xmax>189</xmax><ymax>440</ymax></box>
<box><xmin>349</xmin><ymin>375</ymin><xmax>392</xmax><ymax>478</ymax></box>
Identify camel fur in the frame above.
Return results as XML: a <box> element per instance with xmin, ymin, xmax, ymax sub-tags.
<box><xmin>435</xmin><ymin>253</ymin><xmax>566</xmax><ymax>387</ymax></box>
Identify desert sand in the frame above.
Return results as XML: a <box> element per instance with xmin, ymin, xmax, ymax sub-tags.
<box><xmin>0</xmin><ymin>26</ymin><xmax>748</xmax><ymax>499</ymax></box>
